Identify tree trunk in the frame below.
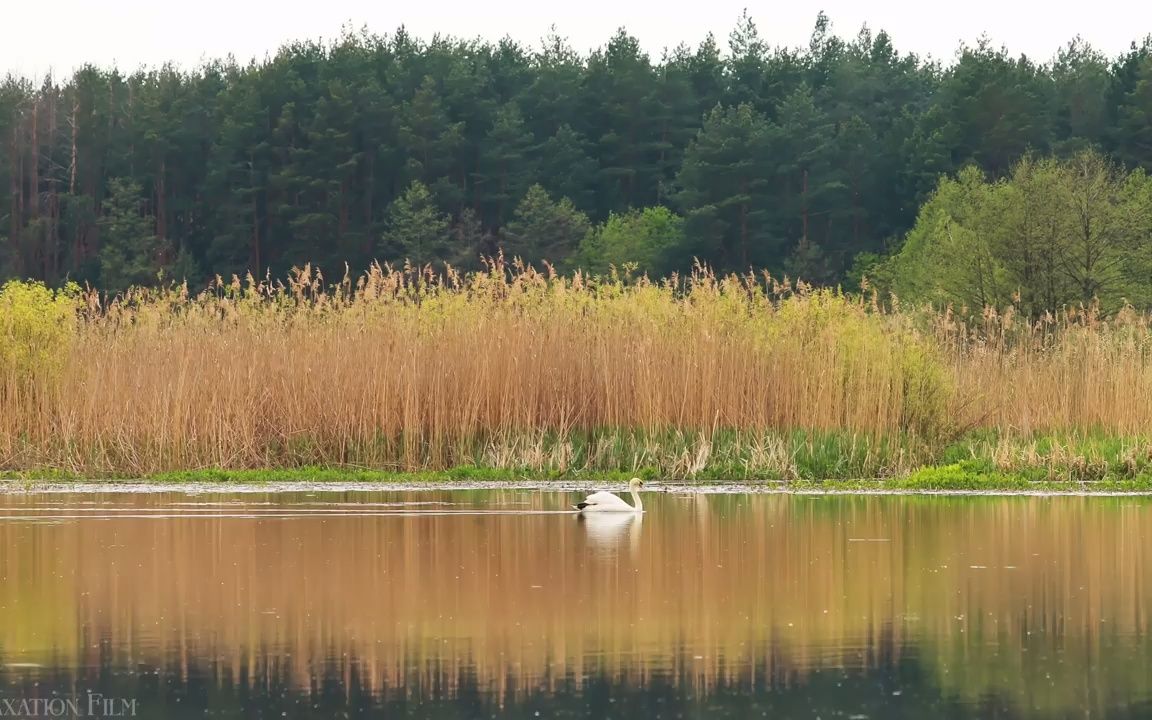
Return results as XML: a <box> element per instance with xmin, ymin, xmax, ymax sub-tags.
<box><xmin>739</xmin><ymin>176</ymin><xmax>749</xmax><ymax>268</ymax></box>
<box><xmin>156</xmin><ymin>158</ymin><xmax>167</xmax><ymax>242</ymax></box>
<box><xmin>29</xmin><ymin>101</ymin><xmax>39</xmax><ymax>220</ymax></box>
<box><xmin>801</xmin><ymin>168</ymin><xmax>809</xmax><ymax>248</ymax></box>
<box><xmin>852</xmin><ymin>172</ymin><xmax>860</xmax><ymax>249</ymax></box>
<box><xmin>9</xmin><ymin>125</ymin><xmax>22</xmax><ymax>274</ymax></box>
<box><xmin>250</xmin><ymin>154</ymin><xmax>260</xmax><ymax>275</ymax></box>
<box><xmin>339</xmin><ymin>178</ymin><xmax>349</xmax><ymax>237</ymax></box>
<box><xmin>363</xmin><ymin>154</ymin><xmax>375</xmax><ymax>258</ymax></box>
<box><xmin>46</xmin><ymin>91</ymin><xmax>59</xmax><ymax>281</ymax></box>
<box><xmin>69</xmin><ymin>100</ymin><xmax>78</xmax><ymax>195</ymax></box>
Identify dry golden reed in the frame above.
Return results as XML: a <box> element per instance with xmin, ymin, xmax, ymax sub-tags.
<box><xmin>930</xmin><ymin>302</ymin><xmax>1152</xmax><ymax>435</ymax></box>
<box><xmin>1</xmin><ymin>259</ymin><xmax>1151</xmax><ymax>476</ymax></box>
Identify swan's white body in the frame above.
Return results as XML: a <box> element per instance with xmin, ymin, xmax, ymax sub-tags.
<box><xmin>574</xmin><ymin>478</ymin><xmax>644</xmax><ymax>513</ymax></box>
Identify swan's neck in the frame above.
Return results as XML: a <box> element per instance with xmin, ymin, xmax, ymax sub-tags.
<box><xmin>631</xmin><ymin>490</ymin><xmax>643</xmax><ymax>512</ymax></box>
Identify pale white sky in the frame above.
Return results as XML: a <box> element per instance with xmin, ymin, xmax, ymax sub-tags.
<box><xmin>4</xmin><ymin>0</ymin><xmax>1151</xmax><ymax>79</ymax></box>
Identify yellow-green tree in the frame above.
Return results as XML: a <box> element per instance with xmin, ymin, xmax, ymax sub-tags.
<box><xmin>881</xmin><ymin>150</ymin><xmax>1152</xmax><ymax>314</ymax></box>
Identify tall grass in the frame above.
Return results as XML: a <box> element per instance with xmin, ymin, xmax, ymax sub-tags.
<box><xmin>930</xmin><ymin>302</ymin><xmax>1152</xmax><ymax>434</ymax></box>
<box><xmin>2</xmin><ymin>261</ymin><xmax>1151</xmax><ymax>478</ymax></box>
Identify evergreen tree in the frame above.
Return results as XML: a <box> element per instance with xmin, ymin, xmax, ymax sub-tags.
<box><xmin>520</xmin><ymin>29</ymin><xmax>584</xmax><ymax>140</ymax></box>
<box><xmin>397</xmin><ymin>76</ymin><xmax>465</xmax><ymax>209</ymax></box>
<box><xmin>1051</xmin><ymin>39</ymin><xmax>1111</xmax><ymax>154</ymax></box>
<box><xmin>5</xmin><ymin>18</ymin><xmax>1152</xmax><ymax>299</ymax></box>
<box><xmin>474</xmin><ymin>103</ymin><xmax>536</xmax><ymax>228</ymax></box>
<box><xmin>380</xmin><ymin>181</ymin><xmax>451</xmax><ymax>267</ymax></box>
<box><xmin>535</xmin><ymin>125</ymin><xmax>599</xmax><ymax>214</ymax></box>
<box><xmin>1115</xmin><ymin>54</ymin><xmax>1152</xmax><ymax>171</ymax></box>
<box><xmin>676</xmin><ymin>104</ymin><xmax>778</xmax><ymax>270</ymax></box>
<box><xmin>450</xmin><ymin>207</ymin><xmax>492</xmax><ymax>269</ymax></box>
<box><xmin>501</xmin><ymin>185</ymin><xmax>591</xmax><ymax>267</ymax></box>
<box><xmin>583</xmin><ymin>30</ymin><xmax>660</xmax><ymax>213</ymax></box>
<box><xmin>98</xmin><ymin>178</ymin><xmax>165</xmax><ymax>291</ymax></box>
<box><xmin>650</xmin><ymin>48</ymin><xmax>706</xmax><ymax>202</ymax></box>
<box><xmin>933</xmin><ymin>40</ymin><xmax>1052</xmax><ymax>175</ymax></box>
<box><xmin>725</xmin><ymin>11</ymin><xmax>768</xmax><ymax>111</ymax></box>
<box><xmin>775</xmin><ymin>84</ymin><xmax>846</xmax><ymax>275</ymax></box>
<box><xmin>686</xmin><ymin>34</ymin><xmax>725</xmax><ymax>117</ymax></box>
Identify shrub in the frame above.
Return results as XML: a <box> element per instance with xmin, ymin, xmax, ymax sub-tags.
<box><xmin>0</xmin><ymin>280</ymin><xmax>80</xmax><ymax>390</ymax></box>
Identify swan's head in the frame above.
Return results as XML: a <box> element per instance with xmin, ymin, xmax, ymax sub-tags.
<box><xmin>629</xmin><ymin>477</ymin><xmax>644</xmax><ymax>491</ymax></box>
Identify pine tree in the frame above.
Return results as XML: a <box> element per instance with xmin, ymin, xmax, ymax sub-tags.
<box><xmin>933</xmin><ymin>40</ymin><xmax>1053</xmax><ymax>175</ymax></box>
<box><xmin>380</xmin><ymin>181</ymin><xmax>451</xmax><ymax>267</ymax></box>
<box><xmin>650</xmin><ymin>48</ymin><xmax>705</xmax><ymax>202</ymax></box>
<box><xmin>776</xmin><ymin>84</ymin><xmax>847</xmax><ymax>276</ymax></box>
<box><xmin>397</xmin><ymin>76</ymin><xmax>465</xmax><ymax>209</ymax></box>
<box><xmin>725</xmin><ymin>11</ymin><xmax>768</xmax><ymax>111</ymax></box>
<box><xmin>500</xmin><ymin>185</ymin><xmax>591</xmax><ymax>267</ymax></box>
<box><xmin>1050</xmin><ymin>39</ymin><xmax>1111</xmax><ymax>155</ymax></box>
<box><xmin>686</xmin><ymin>34</ymin><xmax>725</xmax><ymax>118</ymax></box>
<box><xmin>535</xmin><ymin>125</ymin><xmax>599</xmax><ymax>214</ymax></box>
<box><xmin>1116</xmin><ymin>55</ymin><xmax>1152</xmax><ymax>171</ymax></box>
<box><xmin>450</xmin><ymin>207</ymin><xmax>492</xmax><ymax>269</ymax></box>
<box><xmin>98</xmin><ymin>178</ymin><xmax>165</xmax><ymax>291</ymax></box>
<box><xmin>7</xmin><ymin>21</ymin><xmax>1152</xmax><ymax>298</ymax></box>
<box><xmin>676</xmin><ymin>105</ymin><xmax>778</xmax><ymax>270</ymax></box>
<box><xmin>474</xmin><ymin>103</ymin><xmax>536</xmax><ymax>228</ymax></box>
<box><xmin>520</xmin><ymin>29</ymin><xmax>584</xmax><ymax>140</ymax></box>
<box><xmin>583</xmin><ymin>30</ymin><xmax>660</xmax><ymax>213</ymax></box>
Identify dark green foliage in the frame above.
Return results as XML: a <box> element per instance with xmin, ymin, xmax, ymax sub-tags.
<box><xmin>98</xmin><ymin>178</ymin><xmax>166</xmax><ymax>291</ymax></box>
<box><xmin>381</xmin><ymin>181</ymin><xmax>452</xmax><ymax>267</ymax></box>
<box><xmin>450</xmin><ymin>207</ymin><xmax>492</xmax><ymax>269</ymax></box>
<box><xmin>535</xmin><ymin>125</ymin><xmax>599</xmax><ymax>214</ymax></box>
<box><xmin>3</xmin><ymin>19</ymin><xmax>1152</xmax><ymax>298</ymax></box>
<box><xmin>474</xmin><ymin>103</ymin><xmax>536</xmax><ymax>227</ymax></box>
<box><xmin>676</xmin><ymin>104</ymin><xmax>778</xmax><ymax>270</ymax></box>
<box><xmin>500</xmin><ymin>185</ymin><xmax>591</xmax><ymax>267</ymax></box>
<box><xmin>930</xmin><ymin>40</ymin><xmax>1054</xmax><ymax>175</ymax></box>
<box><xmin>397</xmin><ymin>76</ymin><xmax>466</xmax><ymax>209</ymax></box>
<box><xmin>1115</xmin><ymin>52</ymin><xmax>1152</xmax><ymax>170</ymax></box>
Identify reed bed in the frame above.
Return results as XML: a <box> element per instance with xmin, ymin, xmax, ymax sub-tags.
<box><xmin>931</xmin><ymin>303</ymin><xmax>1152</xmax><ymax>435</ymax></box>
<box><xmin>1</xmin><ymin>260</ymin><xmax>1151</xmax><ymax>478</ymax></box>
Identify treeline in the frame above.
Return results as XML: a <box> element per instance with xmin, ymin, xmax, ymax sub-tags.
<box><xmin>2</xmin><ymin>14</ymin><xmax>1152</xmax><ymax>291</ymax></box>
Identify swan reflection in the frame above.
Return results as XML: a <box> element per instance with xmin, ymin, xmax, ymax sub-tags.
<box><xmin>577</xmin><ymin>510</ymin><xmax>643</xmax><ymax>555</ymax></box>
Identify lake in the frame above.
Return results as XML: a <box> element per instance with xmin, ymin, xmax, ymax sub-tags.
<box><xmin>0</xmin><ymin>487</ymin><xmax>1149</xmax><ymax>719</ymax></box>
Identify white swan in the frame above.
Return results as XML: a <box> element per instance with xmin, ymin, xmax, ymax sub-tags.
<box><xmin>573</xmin><ymin>478</ymin><xmax>645</xmax><ymax>513</ymax></box>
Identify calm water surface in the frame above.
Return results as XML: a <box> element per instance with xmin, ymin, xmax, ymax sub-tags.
<box><xmin>0</xmin><ymin>489</ymin><xmax>1149</xmax><ymax>719</ymax></box>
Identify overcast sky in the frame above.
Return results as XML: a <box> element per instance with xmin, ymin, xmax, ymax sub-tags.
<box><xmin>4</xmin><ymin>0</ymin><xmax>1151</xmax><ymax>79</ymax></box>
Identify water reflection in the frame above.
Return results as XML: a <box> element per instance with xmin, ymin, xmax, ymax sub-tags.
<box><xmin>577</xmin><ymin>510</ymin><xmax>642</xmax><ymax>555</ymax></box>
<box><xmin>0</xmin><ymin>490</ymin><xmax>1148</xmax><ymax>718</ymax></box>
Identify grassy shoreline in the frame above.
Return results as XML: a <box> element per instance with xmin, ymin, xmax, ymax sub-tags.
<box><xmin>5</xmin><ymin>462</ymin><xmax>1152</xmax><ymax>494</ymax></box>
<box><xmin>7</xmin><ymin>428</ymin><xmax>1152</xmax><ymax>493</ymax></box>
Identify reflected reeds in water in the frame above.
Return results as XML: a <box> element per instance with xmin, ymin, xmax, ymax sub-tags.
<box><xmin>0</xmin><ymin>491</ymin><xmax>1148</xmax><ymax>717</ymax></box>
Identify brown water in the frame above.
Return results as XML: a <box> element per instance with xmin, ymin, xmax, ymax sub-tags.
<box><xmin>0</xmin><ymin>488</ymin><xmax>1150</xmax><ymax>719</ymax></box>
